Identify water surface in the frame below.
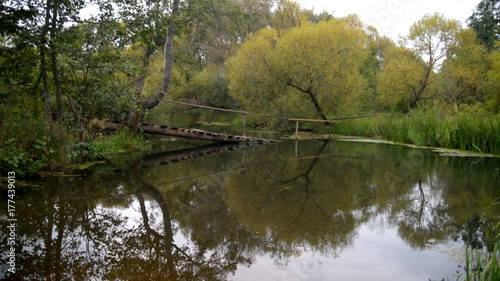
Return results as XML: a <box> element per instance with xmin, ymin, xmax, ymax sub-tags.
<box><xmin>1</xmin><ymin>141</ymin><xmax>499</xmax><ymax>280</ymax></box>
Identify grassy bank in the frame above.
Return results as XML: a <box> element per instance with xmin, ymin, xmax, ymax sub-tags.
<box><xmin>329</xmin><ymin>111</ymin><xmax>500</xmax><ymax>155</ymax></box>
<box><xmin>0</xmin><ymin>126</ymin><xmax>155</xmax><ymax>176</ymax></box>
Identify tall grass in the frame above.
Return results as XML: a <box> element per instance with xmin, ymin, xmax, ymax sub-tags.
<box><xmin>330</xmin><ymin>110</ymin><xmax>500</xmax><ymax>155</ymax></box>
<box><xmin>462</xmin><ymin>242</ymin><xmax>499</xmax><ymax>281</ymax></box>
<box><xmin>461</xmin><ymin>201</ymin><xmax>500</xmax><ymax>281</ymax></box>
<box><xmin>381</xmin><ymin>112</ymin><xmax>500</xmax><ymax>154</ymax></box>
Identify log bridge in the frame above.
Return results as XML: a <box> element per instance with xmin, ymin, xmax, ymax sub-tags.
<box><xmin>94</xmin><ymin>119</ymin><xmax>277</xmax><ymax>144</ymax></box>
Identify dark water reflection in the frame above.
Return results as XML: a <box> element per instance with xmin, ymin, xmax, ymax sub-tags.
<box><xmin>1</xmin><ymin>141</ymin><xmax>499</xmax><ymax>280</ymax></box>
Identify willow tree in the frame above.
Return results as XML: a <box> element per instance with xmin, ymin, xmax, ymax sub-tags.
<box><xmin>226</xmin><ymin>18</ymin><xmax>369</xmax><ymax>121</ymax></box>
<box><xmin>378</xmin><ymin>13</ymin><xmax>461</xmax><ymax>111</ymax></box>
<box><xmin>485</xmin><ymin>48</ymin><xmax>500</xmax><ymax>111</ymax></box>
<box><xmin>439</xmin><ymin>28</ymin><xmax>489</xmax><ymax>107</ymax></box>
<box><xmin>377</xmin><ymin>45</ymin><xmax>427</xmax><ymax>111</ymax></box>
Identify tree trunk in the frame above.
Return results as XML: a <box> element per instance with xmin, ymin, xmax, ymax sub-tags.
<box><xmin>162</xmin><ymin>0</ymin><xmax>180</xmax><ymax>94</ymax></box>
<box><xmin>305</xmin><ymin>90</ymin><xmax>329</xmax><ymax>122</ymax></box>
<box><xmin>50</xmin><ymin>0</ymin><xmax>64</xmax><ymax>144</ymax></box>
<box><xmin>41</xmin><ymin>0</ymin><xmax>53</xmax><ymax>132</ymax></box>
<box><xmin>136</xmin><ymin>46</ymin><xmax>156</xmax><ymax>95</ymax></box>
<box><xmin>286</xmin><ymin>82</ymin><xmax>329</xmax><ymax>122</ymax></box>
<box><xmin>131</xmin><ymin>0</ymin><xmax>180</xmax><ymax>135</ymax></box>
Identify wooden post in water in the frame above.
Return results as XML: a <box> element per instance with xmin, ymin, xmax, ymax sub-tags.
<box><xmin>295</xmin><ymin>120</ymin><xmax>299</xmax><ymax>139</ymax></box>
<box><xmin>295</xmin><ymin>140</ymin><xmax>298</xmax><ymax>158</ymax></box>
<box><xmin>243</xmin><ymin>113</ymin><xmax>247</xmax><ymax>136</ymax></box>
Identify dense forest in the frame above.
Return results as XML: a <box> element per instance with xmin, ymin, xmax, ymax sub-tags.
<box><xmin>1</xmin><ymin>0</ymin><xmax>500</xmax><ymax>174</ymax></box>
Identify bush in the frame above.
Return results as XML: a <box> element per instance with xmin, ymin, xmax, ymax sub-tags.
<box><xmin>0</xmin><ymin>103</ymin><xmax>56</xmax><ymax>175</ymax></box>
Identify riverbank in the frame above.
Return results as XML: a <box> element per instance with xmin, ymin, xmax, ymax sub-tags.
<box><xmin>284</xmin><ymin>133</ymin><xmax>500</xmax><ymax>158</ymax></box>
<box><xmin>304</xmin><ymin>110</ymin><xmax>500</xmax><ymax>156</ymax></box>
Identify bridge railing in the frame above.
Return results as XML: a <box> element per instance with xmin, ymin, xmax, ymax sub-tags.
<box><xmin>163</xmin><ymin>99</ymin><xmax>399</xmax><ymax>139</ymax></box>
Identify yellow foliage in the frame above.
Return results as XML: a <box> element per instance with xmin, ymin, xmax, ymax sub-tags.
<box><xmin>377</xmin><ymin>45</ymin><xmax>426</xmax><ymax>110</ymax></box>
<box><xmin>226</xmin><ymin>18</ymin><xmax>370</xmax><ymax>117</ymax></box>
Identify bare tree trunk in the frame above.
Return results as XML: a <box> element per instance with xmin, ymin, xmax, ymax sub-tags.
<box><xmin>162</xmin><ymin>0</ymin><xmax>180</xmax><ymax>94</ymax></box>
<box><xmin>131</xmin><ymin>0</ymin><xmax>180</xmax><ymax>135</ymax></box>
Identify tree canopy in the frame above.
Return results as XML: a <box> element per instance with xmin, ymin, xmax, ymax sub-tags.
<box><xmin>227</xmin><ymin>17</ymin><xmax>369</xmax><ymax>120</ymax></box>
<box><xmin>1</xmin><ymin>0</ymin><xmax>500</xmax><ymax>173</ymax></box>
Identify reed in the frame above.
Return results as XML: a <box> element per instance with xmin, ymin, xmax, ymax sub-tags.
<box><xmin>331</xmin><ymin>110</ymin><xmax>500</xmax><ymax>155</ymax></box>
<box><xmin>460</xmin><ymin>211</ymin><xmax>499</xmax><ymax>281</ymax></box>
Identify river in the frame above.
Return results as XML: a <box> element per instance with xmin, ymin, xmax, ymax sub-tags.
<box><xmin>1</xmin><ymin>140</ymin><xmax>499</xmax><ymax>280</ymax></box>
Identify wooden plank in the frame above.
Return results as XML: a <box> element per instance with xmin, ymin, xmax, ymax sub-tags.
<box><xmin>93</xmin><ymin>119</ymin><xmax>277</xmax><ymax>144</ymax></box>
<box><xmin>164</xmin><ymin>100</ymin><xmax>248</xmax><ymax>114</ymax></box>
<box><xmin>288</xmin><ymin>118</ymin><xmax>340</xmax><ymax>123</ymax></box>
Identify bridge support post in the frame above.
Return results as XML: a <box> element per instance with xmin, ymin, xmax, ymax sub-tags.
<box><xmin>243</xmin><ymin>113</ymin><xmax>247</xmax><ymax>136</ymax></box>
<box><xmin>295</xmin><ymin>120</ymin><xmax>299</xmax><ymax>140</ymax></box>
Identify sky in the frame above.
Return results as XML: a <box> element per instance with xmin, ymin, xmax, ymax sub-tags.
<box><xmin>295</xmin><ymin>0</ymin><xmax>480</xmax><ymax>40</ymax></box>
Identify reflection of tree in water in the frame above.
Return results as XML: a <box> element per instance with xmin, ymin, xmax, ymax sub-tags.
<box><xmin>223</xmin><ymin>140</ymin><xmax>370</xmax><ymax>266</ymax></box>
<box><xmin>0</xmin><ymin>175</ymin><xmax>135</xmax><ymax>280</ymax></box>
<box><xmin>0</xmin><ymin>168</ymin><xmax>253</xmax><ymax>280</ymax></box>
<box><xmin>395</xmin><ymin>179</ymin><xmax>452</xmax><ymax>249</ymax></box>
<box><xmin>1</xmin><ymin>141</ymin><xmax>499</xmax><ymax>280</ymax></box>
<box><xmin>367</xmin><ymin>149</ymin><xmax>500</xmax><ymax>250</ymax></box>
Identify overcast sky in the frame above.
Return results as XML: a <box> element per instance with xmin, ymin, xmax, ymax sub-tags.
<box><xmin>295</xmin><ymin>0</ymin><xmax>480</xmax><ymax>39</ymax></box>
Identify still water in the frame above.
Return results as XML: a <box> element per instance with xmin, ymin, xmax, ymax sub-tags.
<box><xmin>1</xmin><ymin>140</ymin><xmax>499</xmax><ymax>280</ymax></box>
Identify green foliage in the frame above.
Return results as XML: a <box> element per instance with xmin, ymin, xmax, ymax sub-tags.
<box><xmin>378</xmin><ymin>14</ymin><xmax>461</xmax><ymax>111</ymax></box>
<box><xmin>379</xmin><ymin>116</ymin><xmax>413</xmax><ymax>144</ymax></box>
<box><xmin>328</xmin><ymin>109</ymin><xmax>500</xmax><ymax>155</ymax></box>
<box><xmin>58</xmin><ymin>21</ymin><xmax>135</xmax><ymax>121</ymax></box>
<box><xmin>91</xmin><ymin>129</ymin><xmax>152</xmax><ymax>161</ymax></box>
<box><xmin>176</xmin><ymin>64</ymin><xmax>238</xmax><ymax>109</ymax></box>
<box><xmin>439</xmin><ymin>28</ymin><xmax>489</xmax><ymax>107</ymax></box>
<box><xmin>329</xmin><ymin>118</ymin><xmax>379</xmax><ymax>137</ymax></box>
<box><xmin>0</xmin><ymin>45</ymin><xmax>38</xmax><ymax>101</ymax></box>
<box><xmin>467</xmin><ymin>0</ymin><xmax>500</xmax><ymax>50</ymax></box>
<box><xmin>0</xmin><ymin>104</ymin><xmax>55</xmax><ymax>175</ymax></box>
<box><xmin>485</xmin><ymin>49</ymin><xmax>500</xmax><ymax>112</ymax></box>
<box><xmin>3</xmin><ymin>0</ymin><xmax>500</xmax><ymax>174</ymax></box>
<box><xmin>377</xmin><ymin>110</ymin><xmax>500</xmax><ymax>154</ymax></box>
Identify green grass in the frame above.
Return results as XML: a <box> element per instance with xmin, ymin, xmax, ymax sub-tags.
<box><xmin>88</xmin><ymin>129</ymin><xmax>152</xmax><ymax>165</ymax></box>
<box><xmin>328</xmin><ymin>111</ymin><xmax>500</xmax><ymax>155</ymax></box>
<box><xmin>461</xmin><ymin>242</ymin><xmax>499</xmax><ymax>281</ymax></box>
<box><xmin>460</xmin><ymin>207</ymin><xmax>500</xmax><ymax>281</ymax></box>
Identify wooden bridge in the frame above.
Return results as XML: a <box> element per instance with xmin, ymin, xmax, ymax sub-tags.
<box><xmin>94</xmin><ymin>118</ymin><xmax>277</xmax><ymax>144</ymax></box>
<box><xmin>93</xmin><ymin>100</ymin><xmax>394</xmax><ymax>144</ymax></box>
